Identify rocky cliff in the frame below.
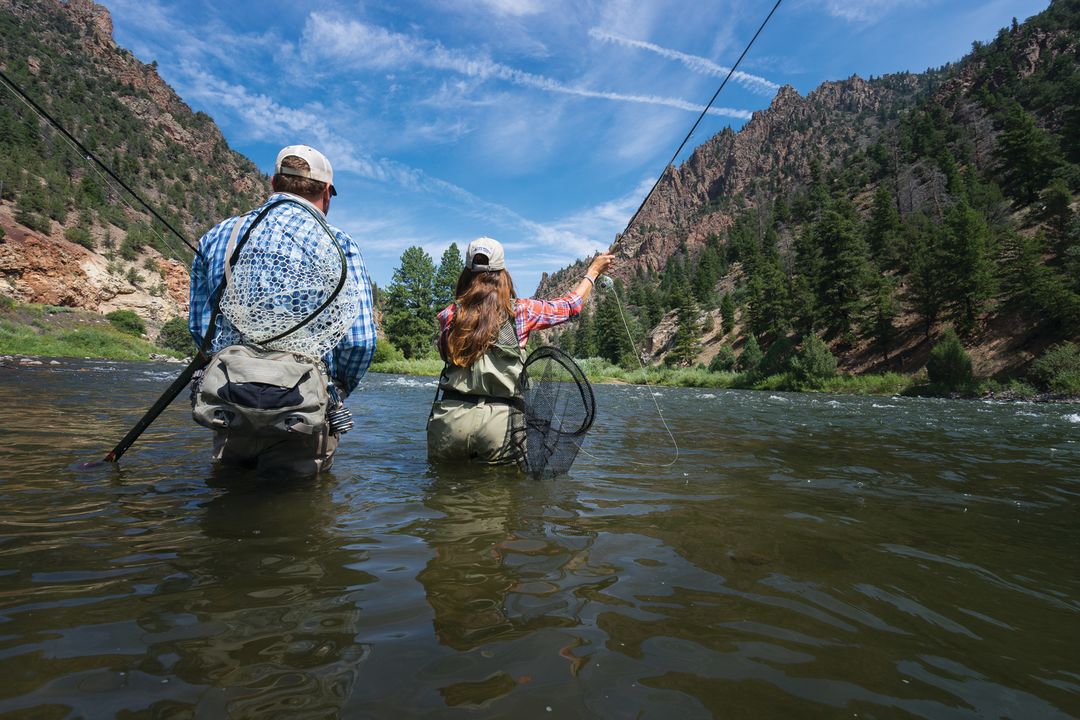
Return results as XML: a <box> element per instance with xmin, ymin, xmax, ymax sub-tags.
<box><xmin>0</xmin><ymin>0</ymin><xmax>266</xmax><ymax>334</ymax></box>
<box><xmin>539</xmin><ymin>73</ymin><xmax>927</xmax><ymax>296</ymax></box>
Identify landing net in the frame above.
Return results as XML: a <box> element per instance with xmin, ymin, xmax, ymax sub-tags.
<box><xmin>516</xmin><ymin>346</ymin><xmax>596</xmax><ymax>480</ymax></box>
<box><xmin>218</xmin><ymin>202</ymin><xmax>361</xmax><ymax>358</ymax></box>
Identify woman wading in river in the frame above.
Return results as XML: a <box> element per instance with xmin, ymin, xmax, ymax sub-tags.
<box><xmin>427</xmin><ymin>237</ymin><xmax>613</xmax><ymax>465</ymax></box>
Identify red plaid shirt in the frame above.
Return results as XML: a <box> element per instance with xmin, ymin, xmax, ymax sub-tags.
<box><xmin>437</xmin><ymin>292</ymin><xmax>584</xmax><ymax>352</ymax></box>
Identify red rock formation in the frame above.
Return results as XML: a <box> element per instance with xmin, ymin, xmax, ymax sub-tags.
<box><xmin>0</xmin><ymin>0</ymin><xmax>266</xmax><ymax>335</ymax></box>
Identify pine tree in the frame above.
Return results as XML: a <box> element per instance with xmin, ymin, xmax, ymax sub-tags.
<box><xmin>995</xmin><ymin>101</ymin><xmax>1061</xmax><ymax>203</ymax></box>
<box><xmin>594</xmin><ymin>289</ymin><xmax>631</xmax><ymax>365</ymax></box>
<box><xmin>738</xmin><ymin>335</ymin><xmax>763</xmax><ymax>375</ymax></box>
<box><xmin>942</xmin><ymin>203</ymin><xmax>996</xmax><ymax>335</ymax></box>
<box><xmin>667</xmin><ymin>286</ymin><xmax>701</xmax><ymax>367</ymax></box>
<box><xmin>1003</xmin><ymin>231</ymin><xmax>1080</xmax><ymax>335</ymax></box>
<box><xmin>692</xmin><ymin>245</ymin><xmax>722</xmax><ymax>306</ymax></box>
<box><xmin>557</xmin><ymin>326</ymin><xmax>576</xmax><ymax>357</ymax></box>
<box><xmin>905</xmin><ymin>214</ymin><xmax>949</xmax><ymax>338</ymax></box>
<box><xmin>790</xmin><ymin>226</ymin><xmax>823</xmax><ymax>334</ymax></box>
<box><xmin>745</xmin><ymin>256</ymin><xmax>790</xmax><ymax>342</ymax></box>
<box><xmin>383</xmin><ymin>246</ymin><xmax>438</xmax><ymax>358</ymax></box>
<box><xmin>865</xmin><ymin>183</ymin><xmax>901</xmax><ymax>266</ymax></box>
<box><xmin>637</xmin><ymin>279</ymin><xmax>663</xmax><ymax>332</ymax></box>
<box><xmin>434</xmin><ymin>242</ymin><xmax>463</xmax><ymax>310</ymax></box>
<box><xmin>573</xmin><ymin>309</ymin><xmax>597</xmax><ymax>358</ymax></box>
<box><xmin>868</xmin><ymin>275</ymin><xmax>898</xmax><ymax>364</ymax></box>
<box><xmin>720</xmin><ymin>292</ymin><xmax>735</xmax><ymax>336</ymax></box>
<box><xmin>815</xmin><ymin>201</ymin><xmax>871</xmax><ymax>340</ymax></box>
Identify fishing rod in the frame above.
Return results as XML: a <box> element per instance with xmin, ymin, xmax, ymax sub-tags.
<box><xmin>590</xmin><ymin>0</ymin><xmax>785</xmax><ymax>469</ymax></box>
<box><xmin>0</xmin><ymin>66</ymin><xmax>201</xmax><ymax>260</ymax></box>
<box><xmin>617</xmin><ymin>0</ymin><xmax>784</xmax><ymax>242</ymax></box>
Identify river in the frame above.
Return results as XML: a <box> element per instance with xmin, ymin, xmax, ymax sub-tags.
<box><xmin>0</xmin><ymin>360</ymin><xmax>1077</xmax><ymax>718</ymax></box>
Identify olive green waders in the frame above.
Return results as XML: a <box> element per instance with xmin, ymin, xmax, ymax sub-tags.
<box><xmin>427</xmin><ymin>319</ymin><xmax>526</xmax><ymax>465</ymax></box>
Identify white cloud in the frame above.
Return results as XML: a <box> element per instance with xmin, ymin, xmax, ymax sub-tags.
<box><xmin>300</xmin><ymin>13</ymin><xmax>752</xmax><ymax>120</ymax></box>
<box><xmin>475</xmin><ymin>0</ymin><xmax>545</xmax><ymax>17</ymax></box>
<box><xmin>589</xmin><ymin>28</ymin><xmax>780</xmax><ymax>96</ymax></box>
<box><xmin>812</xmin><ymin>0</ymin><xmax>925</xmax><ymax>23</ymax></box>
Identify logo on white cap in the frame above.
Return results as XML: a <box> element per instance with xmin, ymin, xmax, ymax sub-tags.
<box><xmin>466</xmin><ymin>237</ymin><xmax>506</xmax><ymax>272</ymax></box>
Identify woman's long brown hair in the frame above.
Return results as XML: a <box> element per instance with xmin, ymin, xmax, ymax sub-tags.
<box><xmin>446</xmin><ymin>269</ymin><xmax>516</xmax><ymax>367</ymax></box>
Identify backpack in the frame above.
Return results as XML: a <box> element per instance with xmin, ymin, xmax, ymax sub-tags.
<box><xmin>192</xmin><ymin>344</ymin><xmax>329</xmax><ymax>435</ymax></box>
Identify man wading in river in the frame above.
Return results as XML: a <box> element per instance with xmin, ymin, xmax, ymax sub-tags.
<box><xmin>188</xmin><ymin>145</ymin><xmax>377</xmax><ymax>476</ymax></box>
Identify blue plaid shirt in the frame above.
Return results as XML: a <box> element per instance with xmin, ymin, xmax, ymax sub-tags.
<box><xmin>189</xmin><ymin>193</ymin><xmax>377</xmax><ymax>396</ymax></box>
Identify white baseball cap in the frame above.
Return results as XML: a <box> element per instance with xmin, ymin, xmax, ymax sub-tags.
<box><xmin>465</xmin><ymin>237</ymin><xmax>506</xmax><ymax>271</ymax></box>
<box><xmin>275</xmin><ymin>145</ymin><xmax>337</xmax><ymax>196</ymax></box>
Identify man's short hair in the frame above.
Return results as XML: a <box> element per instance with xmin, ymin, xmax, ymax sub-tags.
<box><xmin>273</xmin><ymin>155</ymin><xmax>330</xmax><ymax>197</ymax></box>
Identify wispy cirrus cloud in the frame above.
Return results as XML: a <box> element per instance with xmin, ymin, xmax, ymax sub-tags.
<box><xmin>177</xmin><ymin>64</ymin><xmax>617</xmax><ymax>266</ymax></box>
<box><xmin>812</xmin><ymin>0</ymin><xmax>926</xmax><ymax>23</ymax></box>
<box><xmin>474</xmin><ymin>0</ymin><xmax>545</xmax><ymax>17</ymax></box>
<box><xmin>300</xmin><ymin>13</ymin><xmax>752</xmax><ymax>120</ymax></box>
<box><xmin>588</xmin><ymin>28</ymin><xmax>780</xmax><ymax>96</ymax></box>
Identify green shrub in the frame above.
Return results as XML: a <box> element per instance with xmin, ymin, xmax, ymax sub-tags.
<box><xmin>372</xmin><ymin>337</ymin><xmax>405</xmax><ymax>364</ymax></box>
<box><xmin>738</xmin><ymin>336</ymin><xmax>763</xmax><ymax>374</ymax></box>
<box><xmin>926</xmin><ymin>329</ymin><xmax>974</xmax><ymax>392</ymax></box>
<box><xmin>1029</xmin><ymin>342</ymin><xmax>1080</xmax><ymax>395</ymax></box>
<box><xmin>708</xmin><ymin>345</ymin><xmax>736</xmax><ymax>373</ymax></box>
<box><xmin>759</xmin><ymin>336</ymin><xmax>795</xmax><ymax>377</ymax></box>
<box><xmin>14</xmin><ymin>209</ymin><xmax>50</xmax><ymax>235</ymax></box>
<box><xmin>106</xmin><ymin>309</ymin><xmax>145</xmax><ymax>336</ymax></box>
<box><xmin>369</xmin><ymin>356</ymin><xmax>444</xmax><ymax>376</ymax></box>
<box><xmin>156</xmin><ymin>316</ymin><xmax>194</xmax><ymax>354</ymax></box>
<box><xmin>790</xmin><ymin>335</ymin><xmax>837</xmax><ymax>386</ymax></box>
<box><xmin>1003</xmin><ymin>378</ymin><xmax>1038</xmax><ymax>399</ymax></box>
<box><xmin>64</xmin><ymin>226</ymin><xmax>94</xmax><ymax>249</ymax></box>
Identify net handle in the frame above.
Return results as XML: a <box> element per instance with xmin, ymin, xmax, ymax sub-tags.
<box><xmin>221</xmin><ymin>197</ymin><xmax>348</xmax><ymax>347</ymax></box>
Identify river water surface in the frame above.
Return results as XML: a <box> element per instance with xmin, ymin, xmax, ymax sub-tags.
<box><xmin>0</xmin><ymin>360</ymin><xmax>1077</xmax><ymax>718</ymax></box>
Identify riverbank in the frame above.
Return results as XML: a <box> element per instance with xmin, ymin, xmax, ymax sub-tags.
<box><xmin>372</xmin><ymin>356</ymin><xmax>1079</xmax><ymax>402</ymax></box>
<box><xmin>3</xmin><ymin>299</ymin><xmax>1074</xmax><ymax>400</ymax></box>
<box><xmin>0</xmin><ymin>299</ymin><xmax>185</xmax><ymax>362</ymax></box>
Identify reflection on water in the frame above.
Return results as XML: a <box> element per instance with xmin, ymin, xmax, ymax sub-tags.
<box><xmin>0</xmin><ymin>360</ymin><xmax>1077</xmax><ymax>718</ymax></box>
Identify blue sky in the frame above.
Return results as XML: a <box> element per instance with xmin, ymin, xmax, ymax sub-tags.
<box><xmin>105</xmin><ymin>0</ymin><xmax>1049</xmax><ymax>294</ymax></box>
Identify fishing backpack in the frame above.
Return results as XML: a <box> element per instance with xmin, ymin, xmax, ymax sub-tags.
<box><xmin>192</xmin><ymin>344</ymin><xmax>330</xmax><ymax>436</ymax></box>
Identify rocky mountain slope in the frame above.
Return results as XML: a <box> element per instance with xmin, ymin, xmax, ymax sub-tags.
<box><xmin>0</xmin><ymin>0</ymin><xmax>265</xmax><ymax>334</ymax></box>
<box><xmin>538</xmin><ymin>0</ymin><xmax>1079</xmax><ymax>378</ymax></box>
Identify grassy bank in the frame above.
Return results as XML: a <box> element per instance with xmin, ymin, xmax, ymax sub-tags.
<box><xmin>0</xmin><ymin>299</ymin><xmax>183</xmax><ymax>362</ymax></box>
<box><xmin>5</xmin><ymin>298</ymin><xmax>1072</xmax><ymax>400</ymax></box>
<box><xmin>371</xmin><ymin>355</ymin><xmax>920</xmax><ymax>395</ymax></box>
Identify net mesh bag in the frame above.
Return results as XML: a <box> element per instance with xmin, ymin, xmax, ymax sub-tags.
<box><xmin>515</xmin><ymin>346</ymin><xmax>596</xmax><ymax>480</ymax></box>
<box><xmin>218</xmin><ymin>205</ymin><xmax>361</xmax><ymax>358</ymax></box>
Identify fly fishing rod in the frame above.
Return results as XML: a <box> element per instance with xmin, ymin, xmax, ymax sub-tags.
<box><xmin>589</xmin><ymin>0</ymin><xmax>784</xmax><ymax>469</ymax></box>
<box><xmin>619</xmin><ymin>0</ymin><xmax>783</xmax><ymax>241</ymax></box>
<box><xmin>0</xmin><ymin>67</ymin><xmax>200</xmax><ymax>260</ymax></box>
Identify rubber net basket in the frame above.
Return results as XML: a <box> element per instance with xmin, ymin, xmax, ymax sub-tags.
<box><xmin>515</xmin><ymin>346</ymin><xmax>596</xmax><ymax>480</ymax></box>
<box><xmin>218</xmin><ymin>204</ymin><xmax>361</xmax><ymax>358</ymax></box>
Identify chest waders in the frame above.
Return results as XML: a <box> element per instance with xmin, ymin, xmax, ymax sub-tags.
<box><xmin>427</xmin><ymin>315</ymin><xmax>526</xmax><ymax>466</ymax></box>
